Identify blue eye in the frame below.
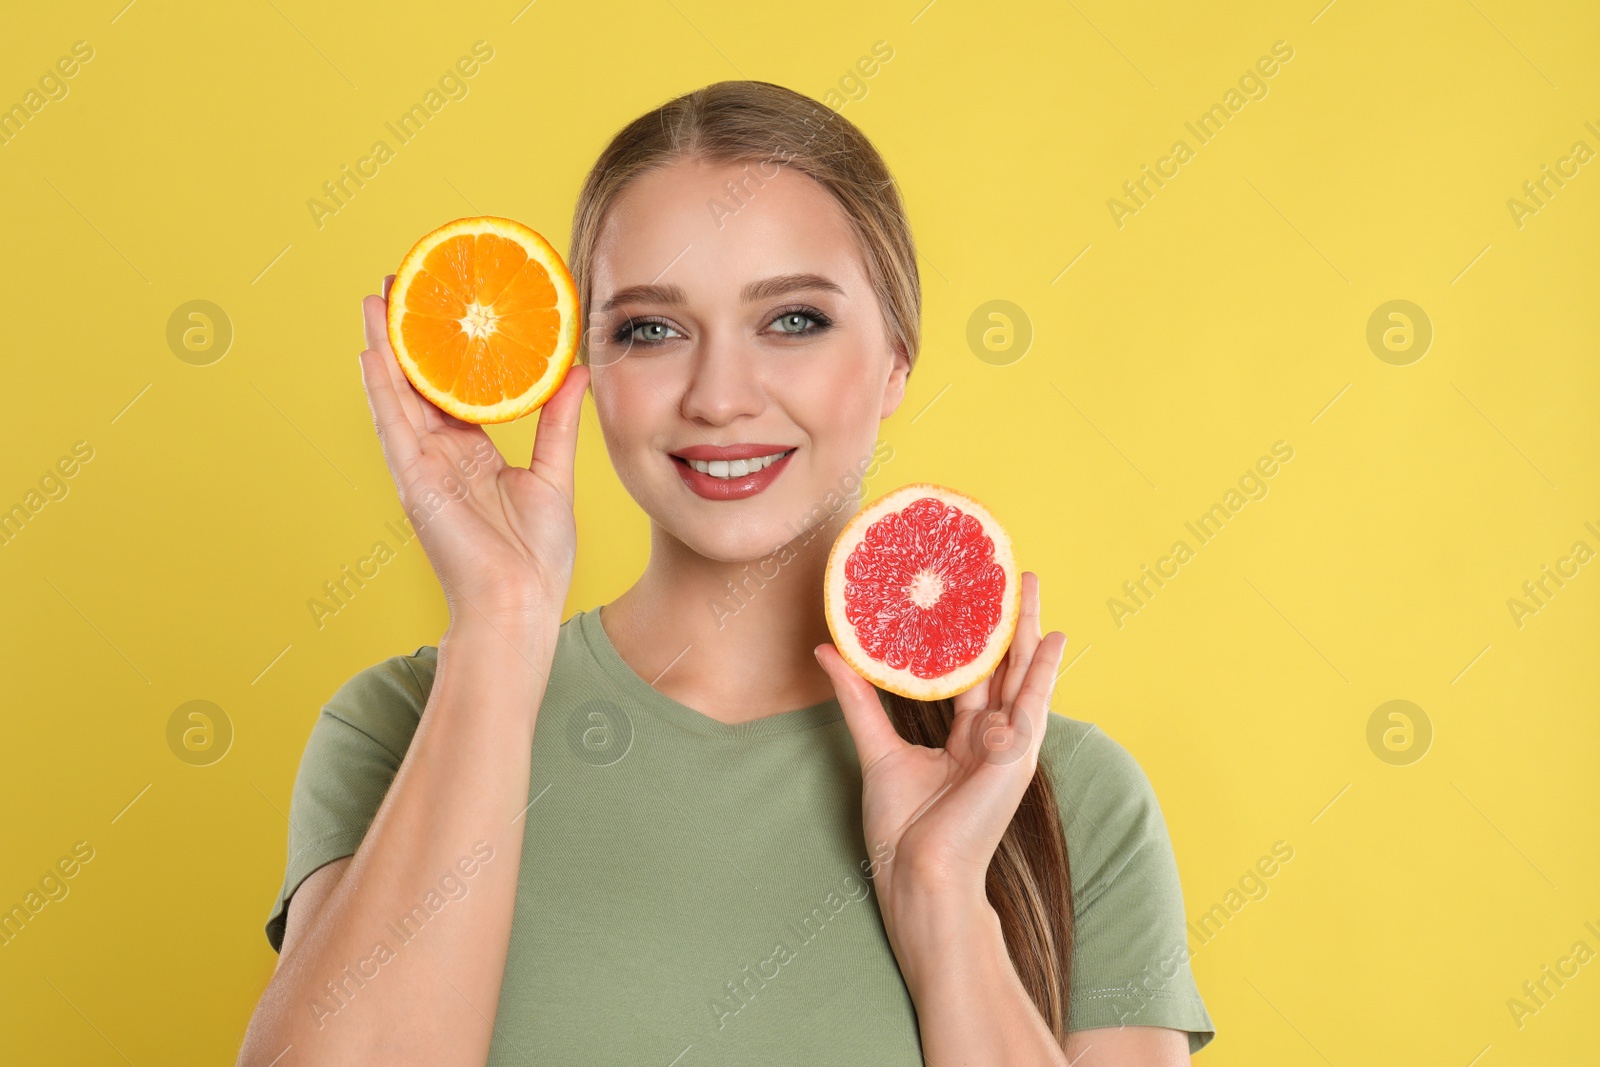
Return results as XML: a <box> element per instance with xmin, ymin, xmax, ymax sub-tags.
<box><xmin>613</xmin><ymin>319</ymin><xmax>683</xmax><ymax>345</ymax></box>
<box><xmin>767</xmin><ymin>306</ymin><xmax>833</xmax><ymax>336</ymax></box>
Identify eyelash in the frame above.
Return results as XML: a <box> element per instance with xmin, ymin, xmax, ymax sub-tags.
<box><xmin>609</xmin><ymin>304</ymin><xmax>834</xmax><ymax>346</ymax></box>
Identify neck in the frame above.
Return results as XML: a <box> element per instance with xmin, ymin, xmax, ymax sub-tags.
<box><xmin>601</xmin><ymin>513</ymin><xmax>852</xmax><ymax>725</ymax></box>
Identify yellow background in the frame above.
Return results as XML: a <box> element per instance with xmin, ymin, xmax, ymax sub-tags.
<box><xmin>2</xmin><ymin>0</ymin><xmax>1596</xmax><ymax>1063</ymax></box>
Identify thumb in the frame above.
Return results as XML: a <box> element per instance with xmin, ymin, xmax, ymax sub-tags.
<box><xmin>528</xmin><ymin>363</ymin><xmax>590</xmax><ymax>503</ymax></box>
<box><xmin>814</xmin><ymin>643</ymin><xmax>904</xmax><ymax>772</ymax></box>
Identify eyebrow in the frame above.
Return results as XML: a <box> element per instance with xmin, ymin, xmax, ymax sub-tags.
<box><xmin>596</xmin><ymin>272</ymin><xmax>845</xmax><ymax>314</ymax></box>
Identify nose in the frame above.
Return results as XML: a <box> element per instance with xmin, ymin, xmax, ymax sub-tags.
<box><xmin>678</xmin><ymin>325</ymin><xmax>765</xmax><ymax>426</ymax></box>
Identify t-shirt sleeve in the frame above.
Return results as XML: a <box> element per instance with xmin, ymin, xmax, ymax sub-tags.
<box><xmin>1044</xmin><ymin>715</ymin><xmax>1216</xmax><ymax>1053</ymax></box>
<box><xmin>262</xmin><ymin>647</ymin><xmax>435</xmax><ymax>952</ymax></box>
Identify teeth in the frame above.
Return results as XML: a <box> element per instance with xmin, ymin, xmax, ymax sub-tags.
<box><xmin>686</xmin><ymin>449</ymin><xmax>793</xmax><ymax>478</ymax></box>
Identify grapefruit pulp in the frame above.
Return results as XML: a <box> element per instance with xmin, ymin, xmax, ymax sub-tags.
<box><xmin>824</xmin><ymin>483</ymin><xmax>1020</xmax><ymax>701</ymax></box>
<box><xmin>385</xmin><ymin>216</ymin><xmax>579</xmax><ymax>424</ymax></box>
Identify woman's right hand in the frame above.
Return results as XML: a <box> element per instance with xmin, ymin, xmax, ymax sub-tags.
<box><xmin>358</xmin><ymin>275</ymin><xmax>590</xmax><ymax>635</ymax></box>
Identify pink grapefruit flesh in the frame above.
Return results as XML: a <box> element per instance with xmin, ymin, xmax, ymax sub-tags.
<box><xmin>824</xmin><ymin>483</ymin><xmax>1020</xmax><ymax>701</ymax></box>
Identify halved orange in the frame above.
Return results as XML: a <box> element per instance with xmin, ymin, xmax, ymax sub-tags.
<box><xmin>385</xmin><ymin>216</ymin><xmax>579</xmax><ymax>424</ymax></box>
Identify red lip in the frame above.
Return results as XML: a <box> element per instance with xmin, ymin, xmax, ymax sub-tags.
<box><xmin>671</xmin><ymin>443</ymin><xmax>794</xmax><ymax>461</ymax></box>
<box><xmin>671</xmin><ymin>447</ymin><xmax>796</xmax><ymax>501</ymax></box>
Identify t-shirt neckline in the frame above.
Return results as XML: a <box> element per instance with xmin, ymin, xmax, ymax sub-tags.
<box><xmin>577</xmin><ymin>605</ymin><xmax>844</xmax><ymax>740</ymax></box>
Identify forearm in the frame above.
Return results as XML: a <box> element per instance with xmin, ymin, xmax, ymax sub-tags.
<box><xmin>892</xmin><ymin>892</ymin><xmax>1070</xmax><ymax>1067</ymax></box>
<box><xmin>243</xmin><ymin>616</ymin><xmax>553</xmax><ymax>1065</ymax></box>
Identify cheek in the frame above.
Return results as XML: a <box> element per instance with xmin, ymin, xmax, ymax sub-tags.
<box><xmin>594</xmin><ymin>367</ymin><xmax>660</xmax><ymax>431</ymax></box>
<box><xmin>777</xmin><ymin>354</ymin><xmax>883</xmax><ymax>466</ymax></box>
<box><xmin>591</xmin><ymin>373</ymin><xmax>666</xmax><ymax>469</ymax></box>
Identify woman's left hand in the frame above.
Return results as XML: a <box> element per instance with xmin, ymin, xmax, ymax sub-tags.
<box><xmin>813</xmin><ymin>570</ymin><xmax>1068</xmax><ymax>922</ymax></box>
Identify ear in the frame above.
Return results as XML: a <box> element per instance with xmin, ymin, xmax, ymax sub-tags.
<box><xmin>880</xmin><ymin>340</ymin><xmax>912</xmax><ymax>420</ymax></box>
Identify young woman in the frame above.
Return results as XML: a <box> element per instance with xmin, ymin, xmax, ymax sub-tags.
<box><xmin>240</xmin><ymin>80</ymin><xmax>1214</xmax><ymax>1065</ymax></box>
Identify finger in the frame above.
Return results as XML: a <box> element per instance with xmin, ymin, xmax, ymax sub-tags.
<box><xmin>1010</xmin><ymin>630</ymin><xmax>1067</xmax><ymax>752</ymax></box>
<box><xmin>1000</xmin><ymin>571</ymin><xmax>1043</xmax><ymax>712</ymax></box>
<box><xmin>362</xmin><ymin>290</ymin><xmax>390</xmax><ymax>354</ymax></box>
<box><xmin>951</xmin><ymin>669</ymin><xmax>991</xmax><ymax>716</ymax></box>
<box><xmin>362</xmin><ymin>293</ymin><xmax>440</xmax><ymax>432</ymax></box>
<box><xmin>976</xmin><ymin>572</ymin><xmax>1037</xmax><ymax>714</ymax></box>
<box><xmin>528</xmin><ymin>364</ymin><xmax>590</xmax><ymax>504</ymax></box>
<box><xmin>382</xmin><ymin>273</ymin><xmax>395</xmax><ymax>301</ymax></box>
<box><xmin>359</xmin><ymin>348</ymin><xmax>422</xmax><ymax>475</ymax></box>
<box><xmin>814</xmin><ymin>643</ymin><xmax>905</xmax><ymax>771</ymax></box>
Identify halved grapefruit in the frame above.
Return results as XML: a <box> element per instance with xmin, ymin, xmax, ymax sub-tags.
<box><xmin>385</xmin><ymin>216</ymin><xmax>579</xmax><ymax>424</ymax></box>
<box><xmin>824</xmin><ymin>483</ymin><xmax>1020</xmax><ymax>701</ymax></box>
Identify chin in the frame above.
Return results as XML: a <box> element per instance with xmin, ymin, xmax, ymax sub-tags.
<box><xmin>670</xmin><ymin>511</ymin><xmax>803</xmax><ymax>565</ymax></box>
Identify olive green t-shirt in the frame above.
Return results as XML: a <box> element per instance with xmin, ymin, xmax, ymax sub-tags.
<box><xmin>265</xmin><ymin>607</ymin><xmax>1215</xmax><ymax>1062</ymax></box>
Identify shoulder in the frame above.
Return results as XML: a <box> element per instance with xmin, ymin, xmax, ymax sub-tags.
<box><xmin>314</xmin><ymin>644</ymin><xmax>438</xmax><ymax>761</ymax></box>
<box><xmin>311</xmin><ymin>610</ymin><xmax>590</xmax><ymax>758</ymax></box>
<box><xmin>1039</xmin><ymin>711</ymin><xmax>1150</xmax><ymax>796</ymax></box>
<box><xmin>1036</xmin><ymin>712</ymin><xmax>1216</xmax><ymax>1050</ymax></box>
<box><xmin>1039</xmin><ymin>713</ymin><xmax>1167</xmax><ymax>882</ymax></box>
<box><xmin>286</xmin><ymin>644</ymin><xmax>443</xmax><ymax>807</ymax></box>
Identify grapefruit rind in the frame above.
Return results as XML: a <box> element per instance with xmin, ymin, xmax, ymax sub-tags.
<box><xmin>385</xmin><ymin>216</ymin><xmax>580</xmax><ymax>425</ymax></box>
<box><xmin>824</xmin><ymin>482</ymin><xmax>1020</xmax><ymax>702</ymax></box>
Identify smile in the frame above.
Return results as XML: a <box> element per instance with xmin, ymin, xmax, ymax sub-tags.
<box><xmin>669</xmin><ymin>446</ymin><xmax>797</xmax><ymax>501</ymax></box>
<box><xmin>682</xmin><ymin>449</ymin><xmax>795</xmax><ymax>478</ymax></box>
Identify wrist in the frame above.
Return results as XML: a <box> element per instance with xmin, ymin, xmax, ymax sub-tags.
<box><xmin>885</xmin><ymin>885</ymin><xmax>1006</xmax><ymax>997</ymax></box>
<box><xmin>442</xmin><ymin>610</ymin><xmax>558</xmax><ymax>662</ymax></box>
<box><xmin>445</xmin><ymin>584</ymin><xmax>562</xmax><ymax>637</ymax></box>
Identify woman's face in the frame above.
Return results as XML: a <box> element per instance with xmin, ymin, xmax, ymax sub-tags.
<box><xmin>586</xmin><ymin>155</ymin><xmax>911</xmax><ymax>563</ymax></box>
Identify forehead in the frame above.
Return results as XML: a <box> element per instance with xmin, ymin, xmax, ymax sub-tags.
<box><xmin>590</xmin><ymin>156</ymin><xmax>868</xmax><ymax>297</ymax></box>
